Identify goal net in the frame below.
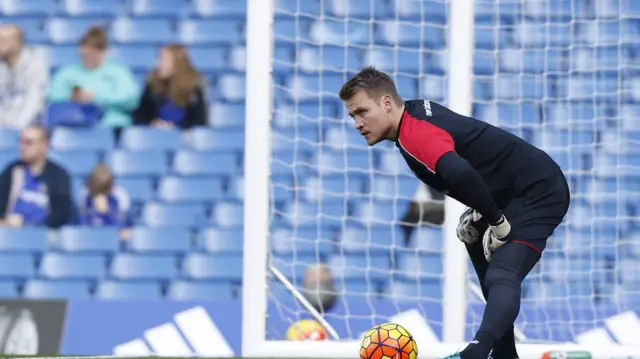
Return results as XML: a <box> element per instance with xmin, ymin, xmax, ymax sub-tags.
<box><xmin>243</xmin><ymin>0</ymin><xmax>640</xmax><ymax>357</ymax></box>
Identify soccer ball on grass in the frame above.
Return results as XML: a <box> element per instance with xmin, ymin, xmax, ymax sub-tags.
<box><xmin>360</xmin><ymin>323</ymin><xmax>418</xmax><ymax>359</ymax></box>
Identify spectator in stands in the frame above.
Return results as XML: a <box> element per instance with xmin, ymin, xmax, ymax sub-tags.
<box><xmin>79</xmin><ymin>163</ymin><xmax>130</xmax><ymax>230</ymax></box>
<box><xmin>0</xmin><ymin>24</ymin><xmax>48</xmax><ymax>129</ymax></box>
<box><xmin>133</xmin><ymin>45</ymin><xmax>207</xmax><ymax>130</ymax></box>
<box><xmin>47</xmin><ymin>26</ymin><xmax>138</xmax><ymax>128</ymax></box>
<box><xmin>400</xmin><ymin>184</ymin><xmax>445</xmax><ymax>245</ymax></box>
<box><xmin>0</xmin><ymin>125</ymin><xmax>72</xmax><ymax>228</ymax></box>
<box><xmin>301</xmin><ymin>264</ymin><xmax>338</xmax><ymax>313</ymax></box>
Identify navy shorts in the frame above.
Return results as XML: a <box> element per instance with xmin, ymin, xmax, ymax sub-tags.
<box><xmin>501</xmin><ymin>172</ymin><xmax>571</xmax><ymax>254</ymax></box>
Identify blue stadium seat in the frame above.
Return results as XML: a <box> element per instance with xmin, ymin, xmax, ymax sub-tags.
<box><xmin>302</xmin><ymin>176</ymin><xmax>366</xmax><ymax>203</ymax></box>
<box><xmin>107</xmin><ymin>150</ymin><xmax>168</xmax><ymax>177</ymax></box>
<box><xmin>396</xmin><ymin>253</ymin><xmax>443</xmax><ymax>281</ymax></box>
<box><xmin>167</xmin><ymin>281</ymin><xmax>236</xmax><ymax>300</ymax></box>
<box><xmin>116</xmin><ymin>177</ymin><xmax>154</xmax><ymax>203</ymax></box>
<box><xmin>273</xmin><ymin>103</ymin><xmax>336</xmax><ymax>129</ymax></box>
<box><xmin>279</xmin><ymin>201</ymin><xmax>347</xmax><ymax>227</ymax></box>
<box><xmin>351</xmin><ymin>200</ymin><xmax>410</xmax><ymax>226</ymax></box>
<box><xmin>56</xmin><ymin>226</ymin><xmax>119</xmax><ymax>254</ymax></box>
<box><xmin>172</xmin><ymin>151</ymin><xmax>238</xmax><ymax>176</ymax></box>
<box><xmin>378</xmin><ymin>151</ymin><xmax>414</xmax><ymax>176</ymax></box>
<box><xmin>283</xmin><ymin>74</ymin><xmax>344</xmax><ymax>102</ymax></box>
<box><xmin>297</xmin><ymin>46</ymin><xmax>363</xmax><ymax>73</ymax></box>
<box><xmin>475</xmin><ymin>102</ymin><xmax>541</xmax><ymax>127</ymax></box>
<box><xmin>209</xmin><ymin>102</ymin><xmax>245</xmax><ymax>128</ymax></box>
<box><xmin>110</xmin><ymin>254</ymin><xmax>177</xmax><ymax>280</ymax></box>
<box><xmin>311</xmin><ymin>150</ymin><xmax>373</xmax><ymax>175</ymax></box>
<box><xmin>182</xmin><ymin>253</ymin><xmax>243</xmax><ymax>281</ymax></box>
<box><xmin>130</xmin><ymin>0</ymin><xmax>188</xmax><ymax>17</ymax></box>
<box><xmin>40</xmin><ymin>253</ymin><xmax>106</xmax><ymax>280</ymax></box>
<box><xmin>47</xmin><ymin>18</ymin><xmax>112</xmax><ymax>44</ymax></box>
<box><xmin>1</xmin><ymin>0</ymin><xmax>58</xmax><ymax>16</ymax></box>
<box><xmin>271</xmin><ymin>227</ymin><xmax>335</xmax><ymax>257</ymax></box>
<box><xmin>0</xmin><ymin>129</ymin><xmax>19</xmax><ymax>150</ymax></box>
<box><xmin>0</xmin><ymin>228</ymin><xmax>47</xmax><ymax>254</ymax></box>
<box><xmin>309</xmin><ymin>19</ymin><xmax>372</xmax><ymax>45</ymax></box>
<box><xmin>193</xmin><ymin>0</ymin><xmax>247</xmax><ymax>18</ymax></box>
<box><xmin>226</xmin><ymin>176</ymin><xmax>246</xmax><ymax>201</ymax></box>
<box><xmin>384</xmin><ymin>281</ymin><xmax>443</xmax><ymax>301</ymax></box>
<box><xmin>327</xmin><ymin>254</ymin><xmax>391</xmax><ymax>282</ymax></box>
<box><xmin>197</xmin><ymin>227</ymin><xmax>243</xmax><ymax>253</ymax></box>
<box><xmin>271</xmin><ymin>254</ymin><xmax>319</xmax><ymax>281</ymax></box>
<box><xmin>51</xmin><ymin>127</ymin><xmax>114</xmax><ymax>152</ymax></box>
<box><xmin>375</xmin><ymin>21</ymin><xmax>445</xmax><ymax>48</ymax></box>
<box><xmin>410</xmin><ymin>226</ymin><xmax>444</xmax><ymax>253</ymax></box>
<box><xmin>338</xmin><ymin>225</ymin><xmax>404</xmax><ymax>255</ymax></box>
<box><xmin>271</xmin><ymin>128</ymin><xmax>319</xmax><ymax>153</ymax></box>
<box><xmin>0</xmin><ymin>254</ymin><xmax>34</xmax><ymax>279</ymax></box>
<box><xmin>364</xmin><ymin>48</ymin><xmax>425</xmax><ymax>73</ymax></box>
<box><xmin>210</xmin><ymin>202</ymin><xmax>243</xmax><ymax>228</ymax></box>
<box><xmin>325</xmin><ymin>0</ymin><xmax>388</xmax><ymax>19</ymax></box>
<box><xmin>323</xmin><ymin>127</ymin><xmax>368</xmax><ymax>149</ymax></box>
<box><xmin>513</xmin><ymin>22</ymin><xmax>572</xmax><ymax>48</ymax></box>
<box><xmin>128</xmin><ymin>227</ymin><xmax>191</xmax><ymax>254</ymax></box>
<box><xmin>370</xmin><ymin>176</ymin><xmax>419</xmax><ymax>201</ymax></box>
<box><xmin>111</xmin><ymin>18</ymin><xmax>176</xmax><ymax>44</ymax></box>
<box><xmin>23</xmin><ymin>280</ymin><xmax>91</xmax><ymax>299</ymax></box>
<box><xmin>0</xmin><ymin>151</ymin><xmax>17</xmax><ymax>172</ymax></box>
<box><xmin>188</xmin><ymin>47</ymin><xmax>228</xmax><ymax>73</ymax></box>
<box><xmin>108</xmin><ymin>46</ymin><xmax>158</xmax><ymax>71</ymax></box>
<box><xmin>273</xmin><ymin>18</ymin><xmax>313</xmax><ymax>44</ymax></box>
<box><xmin>60</xmin><ymin>0</ymin><xmax>125</xmax><ymax>16</ymax></box>
<box><xmin>46</xmin><ymin>45</ymin><xmax>79</xmax><ymax>69</ymax></box>
<box><xmin>4</xmin><ymin>19</ymin><xmax>46</xmax><ymax>43</ymax></box>
<box><xmin>185</xmin><ymin>128</ymin><xmax>245</xmax><ymax>152</ymax></box>
<box><xmin>141</xmin><ymin>202</ymin><xmax>205</xmax><ymax>228</ymax></box>
<box><xmin>179</xmin><ymin>19</ymin><xmax>243</xmax><ymax>44</ymax></box>
<box><xmin>96</xmin><ymin>280</ymin><xmax>163</xmax><ymax>299</ymax></box>
<box><xmin>274</xmin><ymin>0</ymin><xmax>321</xmax><ymax>17</ymax></box>
<box><xmin>49</xmin><ymin>150</ymin><xmax>100</xmax><ymax>177</ymax></box>
<box><xmin>217</xmin><ymin>74</ymin><xmax>246</xmax><ymax>101</ymax></box>
<box><xmin>0</xmin><ymin>281</ymin><xmax>18</xmax><ymax>297</ymax></box>
<box><xmin>157</xmin><ymin>176</ymin><xmax>225</xmax><ymax>203</ymax></box>
<box><xmin>121</xmin><ymin>127</ymin><xmax>182</xmax><ymax>152</ymax></box>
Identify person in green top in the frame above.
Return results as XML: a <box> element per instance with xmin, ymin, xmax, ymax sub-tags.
<box><xmin>47</xmin><ymin>26</ymin><xmax>139</xmax><ymax>128</ymax></box>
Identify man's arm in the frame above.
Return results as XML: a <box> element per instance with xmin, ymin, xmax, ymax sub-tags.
<box><xmin>435</xmin><ymin>152</ymin><xmax>502</xmax><ymax>224</ymax></box>
<box><xmin>13</xmin><ymin>51</ymin><xmax>49</xmax><ymax>128</ymax></box>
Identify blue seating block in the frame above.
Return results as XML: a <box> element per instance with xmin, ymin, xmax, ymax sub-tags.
<box><xmin>52</xmin><ymin>127</ymin><xmax>114</xmax><ymax>152</ymax></box>
<box><xmin>130</xmin><ymin>0</ymin><xmax>188</xmax><ymax>17</ymax></box>
<box><xmin>111</xmin><ymin>18</ymin><xmax>176</xmax><ymax>44</ymax></box>
<box><xmin>141</xmin><ymin>202</ymin><xmax>206</xmax><ymax>228</ymax></box>
<box><xmin>49</xmin><ymin>150</ymin><xmax>100</xmax><ymax>177</ymax></box>
<box><xmin>107</xmin><ymin>150</ymin><xmax>168</xmax><ymax>177</ymax></box>
<box><xmin>56</xmin><ymin>226</ymin><xmax>120</xmax><ymax>254</ymax></box>
<box><xmin>0</xmin><ymin>129</ymin><xmax>19</xmax><ymax>150</ymax></box>
<box><xmin>61</xmin><ymin>0</ymin><xmax>125</xmax><ymax>16</ymax></box>
<box><xmin>0</xmin><ymin>281</ymin><xmax>18</xmax><ymax>297</ymax></box>
<box><xmin>210</xmin><ymin>202</ymin><xmax>243</xmax><ymax>228</ymax></box>
<box><xmin>193</xmin><ymin>0</ymin><xmax>247</xmax><ymax>18</ymax></box>
<box><xmin>110</xmin><ymin>254</ymin><xmax>177</xmax><ymax>280</ymax></box>
<box><xmin>117</xmin><ymin>177</ymin><xmax>154</xmax><ymax>203</ymax></box>
<box><xmin>0</xmin><ymin>228</ymin><xmax>47</xmax><ymax>254</ymax></box>
<box><xmin>121</xmin><ymin>127</ymin><xmax>182</xmax><ymax>152</ymax></box>
<box><xmin>179</xmin><ymin>19</ymin><xmax>243</xmax><ymax>44</ymax></box>
<box><xmin>197</xmin><ymin>227</ymin><xmax>243</xmax><ymax>253</ymax></box>
<box><xmin>23</xmin><ymin>280</ymin><xmax>91</xmax><ymax>299</ymax></box>
<box><xmin>173</xmin><ymin>151</ymin><xmax>238</xmax><ymax>176</ymax></box>
<box><xmin>96</xmin><ymin>280</ymin><xmax>163</xmax><ymax>299</ymax></box>
<box><xmin>157</xmin><ymin>176</ymin><xmax>225</xmax><ymax>203</ymax></box>
<box><xmin>0</xmin><ymin>254</ymin><xmax>34</xmax><ymax>279</ymax></box>
<box><xmin>1</xmin><ymin>0</ymin><xmax>58</xmax><ymax>16</ymax></box>
<box><xmin>128</xmin><ymin>227</ymin><xmax>191</xmax><ymax>254</ymax></box>
<box><xmin>182</xmin><ymin>253</ymin><xmax>243</xmax><ymax>281</ymax></box>
<box><xmin>40</xmin><ymin>253</ymin><xmax>106</xmax><ymax>280</ymax></box>
<box><xmin>185</xmin><ymin>128</ymin><xmax>245</xmax><ymax>152</ymax></box>
<box><xmin>47</xmin><ymin>18</ymin><xmax>111</xmax><ymax>44</ymax></box>
<box><xmin>168</xmin><ymin>280</ymin><xmax>236</xmax><ymax>300</ymax></box>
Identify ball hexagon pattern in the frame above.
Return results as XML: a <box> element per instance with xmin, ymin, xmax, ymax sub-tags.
<box><xmin>360</xmin><ymin>323</ymin><xmax>417</xmax><ymax>359</ymax></box>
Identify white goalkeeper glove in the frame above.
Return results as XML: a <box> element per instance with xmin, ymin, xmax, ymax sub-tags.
<box><xmin>483</xmin><ymin>214</ymin><xmax>512</xmax><ymax>262</ymax></box>
<box><xmin>456</xmin><ymin>207</ymin><xmax>483</xmax><ymax>244</ymax></box>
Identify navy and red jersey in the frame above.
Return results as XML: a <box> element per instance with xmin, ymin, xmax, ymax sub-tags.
<box><xmin>396</xmin><ymin>99</ymin><xmax>563</xmax><ymax>211</ymax></box>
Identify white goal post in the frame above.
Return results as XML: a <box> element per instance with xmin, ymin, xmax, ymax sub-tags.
<box><xmin>241</xmin><ymin>0</ymin><xmax>640</xmax><ymax>358</ymax></box>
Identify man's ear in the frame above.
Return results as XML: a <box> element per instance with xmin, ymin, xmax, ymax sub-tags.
<box><xmin>382</xmin><ymin>94</ymin><xmax>393</xmax><ymax>113</ymax></box>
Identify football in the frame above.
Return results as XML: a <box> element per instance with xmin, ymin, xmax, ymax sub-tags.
<box><xmin>360</xmin><ymin>323</ymin><xmax>418</xmax><ymax>359</ymax></box>
<box><xmin>285</xmin><ymin>319</ymin><xmax>327</xmax><ymax>341</ymax></box>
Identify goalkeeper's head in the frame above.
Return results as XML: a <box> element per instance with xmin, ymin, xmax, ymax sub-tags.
<box><xmin>340</xmin><ymin>66</ymin><xmax>404</xmax><ymax>146</ymax></box>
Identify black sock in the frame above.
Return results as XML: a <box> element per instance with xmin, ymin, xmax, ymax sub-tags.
<box><xmin>491</xmin><ymin>329</ymin><xmax>519</xmax><ymax>359</ymax></box>
<box><xmin>460</xmin><ymin>331</ymin><xmax>495</xmax><ymax>359</ymax></box>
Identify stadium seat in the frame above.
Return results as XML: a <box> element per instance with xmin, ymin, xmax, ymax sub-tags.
<box><xmin>297</xmin><ymin>45</ymin><xmax>363</xmax><ymax>73</ymax></box>
<box><xmin>184</xmin><ymin>127</ymin><xmax>245</xmax><ymax>152</ymax></box>
<box><xmin>309</xmin><ymin>19</ymin><xmax>372</xmax><ymax>45</ymax></box>
<box><xmin>325</xmin><ymin>0</ymin><xmax>389</xmax><ymax>19</ymax></box>
<box><xmin>410</xmin><ymin>226</ymin><xmax>444</xmax><ymax>253</ymax></box>
<box><xmin>302</xmin><ymin>176</ymin><xmax>366</xmax><ymax>203</ymax></box>
<box><xmin>0</xmin><ymin>254</ymin><xmax>35</xmax><ymax>279</ymax></box>
<box><xmin>210</xmin><ymin>202</ymin><xmax>243</xmax><ymax>228</ymax></box>
<box><xmin>193</xmin><ymin>0</ymin><xmax>247</xmax><ymax>17</ymax></box>
<box><xmin>96</xmin><ymin>280</ymin><xmax>163</xmax><ymax>299</ymax></box>
<box><xmin>130</xmin><ymin>0</ymin><xmax>188</xmax><ymax>17</ymax></box>
<box><xmin>1</xmin><ymin>0</ymin><xmax>58</xmax><ymax>16</ymax></box>
<box><xmin>217</xmin><ymin>74</ymin><xmax>246</xmax><ymax>101</ymax></box>
<box><xmin>172</xmin><ymin>151</ymin><xmax>238</xmax><ymax>176</ymax></box>
<box><xmin>395</xmin><ymin>254</ymin><xmax>443</xmax><ymax>281</ymax></box>
<box><xmin>51</xmin><ymin>127</ymin><xmax>114</xmax><ymax>152</ymax></box>
<box><xmin>351</xmin><ymin>200</ymin><xmax>411</xmax><ymax>227</ymax></box>
<box><xmin>327</xmin><ymin>254</ymin><xmax>391</xmax><ymax>282</ymax></box>
<box><xmin>208</xmin><ymin>102</ymin><xmax>246</xmax><ymax>128</ymax></box>
<box><xmin>107</xmin><ymin>150</ymin><xmax>168</xmax><ymax>177</ymax></box>
<box><xmin>116</xmin><ymin>177</ymin><xmax>154</xmax><ymax>203</ymax></box>
<box><xmin>23</xmin><ymin>280</ymin><xmax>91</xmax><ymax>299</ymax></box>
<box><xmin>128</xmin><ymin>227</ymin><xmax>191</xmax><ymax>254</ymax></box>
<box><xmin>0</xmin><ymin>227</ymin><xmax>47</xmax><ymax>254</ymax></box>
<box><xmin>111</xmin><ymin>18</ymin><xmax>176</xmax><ymax>44</ymax></box>
<box><xmin>182</xmin><ymin>253</ymin><xmax>243</xmax><ymax>281</ymax></box>
<box><xmin>108</xmin><ymin>46</ymin><xmax>158</xmax><ymax>72</ymax></box>
<box><xmin>140</xmin><ymin>202</ymin><xmax>206</xmax><ymax>228</ymax></box>
<box><xmin>167</xmin><ymin>280</ymin><xmax>236</xmax><ymax>300</ymax></box>
<box><xmin>197</xmin><ymin>227</ymin><xmax>243</xmax><ymax>253</ymax></box>
<box><xmin>47</xmin><ymin>18</ymin><xmax>112</xmax><ymax>44</ymax></box>
<box><xmin>364</xmin><ymin>48</ymin><xmax>425</xmax><ymax>73</ymax></box>
<box><xmin>271</xmin><ymin>227</ymin><xmax>335</xmax><ymax>257</ymax></box>
<box><xmin>60</xmin><ymin>0</ymin><xmax>125</xmax><ymax>16</ymax></box>
<box><xmin>0</xmin><ymin>281</ymin><xmax>18</xmax><ymax>298</ymax></box>
<box><xmin>45</xmin><ymin>45</ymin><xmax>78</xmax><ymax>69</ymax></box>
<box><xmin>49</xmin><ymin>150</ymin><xmax>100</xmax><ymax>177</ymax></box>
<box><xmin>338</xmin><ymin>225</ymin><xmax>404</xmax><ymax>255</ymax></box>
<box><xmin>39</xmin><ymin>253</ymin><xmax>107</xmax><ymax>280</ymax></box>
<box><xmin>110</xmin><ymin>254</ymin><xmax>178</xmax><ymax>281</ymax></box>
<box><xmin>120</xmin><ymin>127</ymin><xmax>182</xmax><ymax>152</ymax></box>
<box><xmin>55</xmin><ymin>226</ymin><xmax>120</xmax><ymax>254</ymax></box>
<box><xmin>0</xmin><ymin>129</ymin><xmax>19</xmax><ymax>150</ymax></box>
<box><xmin>370</xmin><ymin>176</ymin><xmax>419</xmax><ymax>201</ymax></box>
<box><xmin>178</xmin><ymin>19</ymin><xmax>243</xmax><ymax>44</ymax></box>
<box><xmin>157</xmin><ymin>176</ymin><xmax>225</xmax><ymax>203</ymax></box>
<box><xmin>279</xmin><ymin>201</ymin><xmax>347</xmax><ymax>227</ymax></box>
<box><xmin>188</xmin><ymin>47</ymin><xmax>228</xmax><ymax>73</ymax></box>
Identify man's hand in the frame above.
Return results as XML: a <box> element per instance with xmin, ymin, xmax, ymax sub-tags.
<box><xmin>456</xmin><ymin>207</ymin><xmax>483</xmax><ymax>244</ymax></box>
<box><xmin>483</xmin><ymin>214</ymin><xmax>512</xmax><ymax>261</ymax></box>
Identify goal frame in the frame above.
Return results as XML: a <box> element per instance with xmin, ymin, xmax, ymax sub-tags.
<box><xmin>240</xmin><ymin>0</ymin><xmax>640</xmax><ymax>358</ymax></box>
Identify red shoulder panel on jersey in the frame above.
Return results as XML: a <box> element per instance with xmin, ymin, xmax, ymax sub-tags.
<box><xmin>397</xmin><ymin>111</ymin><xmax>455</xmax><ymax>173</ymax></box>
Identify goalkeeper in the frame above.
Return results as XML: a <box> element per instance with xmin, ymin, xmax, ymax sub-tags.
<box><xmin>339</xmin><ymin>67</ymin><xmax>570</xmax><ymax>359</ymax></box>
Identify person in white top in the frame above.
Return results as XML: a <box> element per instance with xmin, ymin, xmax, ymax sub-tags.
<box><xmin>0</xmin><ymin>24</ymin><xmax>49</xmax><ymax>129</ymax></box>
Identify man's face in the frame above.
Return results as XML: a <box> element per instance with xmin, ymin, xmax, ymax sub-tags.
<box><xmin>0</xmin><ymin>27</ymin><xmax>19</xmax><ymax>61</ymax></box>
<box><xmin>345</xmin><ymin>90</ymin><xmax>393</xmax><ymax>146</ymax></box>
<box><xmin>79</xmin><ymin>45</ymin><xmax>105</xmax><ymax>69</ymax></box>
<box><xmin>19</xmin><ymin>128</ymin><xmax>47</xmax><ymax>164</ymax></box>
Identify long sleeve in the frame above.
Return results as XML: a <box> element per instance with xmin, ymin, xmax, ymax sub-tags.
<box><xmin>11</xmin><ymin>50</ymin><xmax>49</xmax><ymax>129</ymax></box>
<box><xmin>183</xmin><ymin>86</ymin><xmax>208</xmax><ymax>129</ymax></box>
<box><xmin>436</xmin><ymin>151</ymin><xmax>502</xmax><ymax>224</ymax></box>
<box><xmin>44</xmin><ymin>166</ymin><xmax>72</xmax><ymax>228</ymax></box>
<box><xmin>47</xmin><ymin>66</ymin><xmax>75</xmax><ymax>103</ymax></box>
<box><xmin>133</xmin><ymin>84</ymin><xmax>157</xmax><ymax>125</ymax></box>
<box><xmin>91</xmin><ymin>65</ymin><xmax>139</xmax><ymax>111</ymax></box>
